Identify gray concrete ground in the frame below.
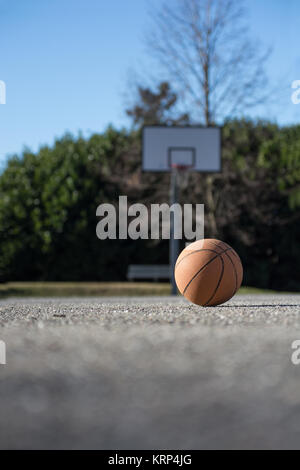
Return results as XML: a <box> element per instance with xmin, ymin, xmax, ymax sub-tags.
<box><xmin>0</xmin><ymin>294</ymin><xmax>300</xmax><ymax>449</ymax></box>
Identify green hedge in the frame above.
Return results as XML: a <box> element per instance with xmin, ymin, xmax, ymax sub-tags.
<box><xmin>0</xmin><ymin>120</ymin><xmax>299</xmax><ymax>290</ymax></box>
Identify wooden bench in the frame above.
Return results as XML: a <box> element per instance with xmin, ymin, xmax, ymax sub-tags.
<box><xmin>127</xmin><ymin>265</ymin><xmax>171</xmax><ymax>281</ymax></box>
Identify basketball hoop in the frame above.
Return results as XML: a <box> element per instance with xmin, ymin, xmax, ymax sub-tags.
<box><xmin>170</xmin><ymin>163</ymin><xmax>192</xmax><ymax>191</ymax></box>
<box><xmin>170</xmin><ymin>164</ymin><xmax>192</xmax><ymax>171</ymax></box>
<box><xmin>142</xmin><ymin>126</ymin><xmax>221</xmax><ymax>296</ymax></box>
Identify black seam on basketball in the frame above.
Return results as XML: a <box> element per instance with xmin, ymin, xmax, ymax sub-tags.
<box><xmin>223</xmin><ymin>251</ymin><xmax>238</xmax><ymax>297</ymax></box>
<box><xmin>175</xmin><ymin>248</ymin><xmax>221</xmax><ymax>271</ymax></box>
<box><xmin>210</xmin><ymin>243</ymin><xmax>239</xmax><ymax>275</ymax></box>
<box><xmin>183</xmin><ymin>247</ymin><xmax>232</xmax><ymax>295</ymax></box>
<box><xmin>229</xmin><ymin>249</ymin><xmax>238</xmax><ymax>258</ymax></box>
<box><xmin>207</xmin><ymin>241</ymin><xmax>240</xmax><ymax>299</ymax></box>
<box><xmin>210</xmin><ymin>240</ymin><xmax>229</xmax><ymax>252</ymax></box>
<box><xmin>214</xmin><ymin>241</ymin><xmax>240</xmax><ymax>296</ymax></box>
<box><xmin>203</xmin><ymin>255</ymin><xmax>224</xmax><ymax>306</ymax></box>
<box><xmin>210</xmin><ymin>240</ymin><xmax>237</xmax><ymax>257</ymax></box>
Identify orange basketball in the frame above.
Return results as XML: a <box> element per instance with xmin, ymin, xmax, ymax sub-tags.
<box><xmin>175</xmin><ymin>239</ymin><xmax>243</xmax><ymax>306</ymax></box>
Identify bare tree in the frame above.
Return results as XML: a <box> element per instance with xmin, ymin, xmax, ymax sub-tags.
<box><xmin>143</xmin><ymin>0</ymin><xmax>271</xmax><ymax>236</ymax></box>
<box><xmin>146</xmin><ymin>0</ymin><xmax>270</xmax><ymax>125</ymax></box>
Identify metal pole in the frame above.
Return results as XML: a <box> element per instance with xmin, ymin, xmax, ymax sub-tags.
<box><xmin>170</xmin><ymin>169</ymin><xmax>180</xmax><ymax>295</ymax></box>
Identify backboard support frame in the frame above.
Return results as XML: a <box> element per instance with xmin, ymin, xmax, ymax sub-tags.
<box><xmin>142</xmin><ymin>125</ymin><xmax>222</xmax><ymax>295</ymax></box>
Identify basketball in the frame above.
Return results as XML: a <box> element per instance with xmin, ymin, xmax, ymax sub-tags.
<box><xmin>175</xmin><ymin>239</ymin><xmax>243</xmax><ymax>306</ymax></box>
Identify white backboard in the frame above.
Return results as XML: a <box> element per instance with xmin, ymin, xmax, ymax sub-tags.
<box><xmin>142</xmin><ymin>126</ymin><xmax>221</xmax><ymax>172</ymax></box>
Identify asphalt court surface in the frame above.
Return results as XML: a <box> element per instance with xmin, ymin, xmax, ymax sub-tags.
<box><xmin>0</xmin><ymin>294</ymin><xmax>300</xmax><ymax>449</ymax></box>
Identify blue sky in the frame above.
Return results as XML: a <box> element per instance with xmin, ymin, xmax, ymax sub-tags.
<box><xmin>0</xmin><ymin>0</ymin><xmax>299</xmax><ymax>166</ymax></box>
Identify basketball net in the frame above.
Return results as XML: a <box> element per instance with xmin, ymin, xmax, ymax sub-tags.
<box><xmin>170</xmin><ymin>164</ymin><xmax>192</xmax><ymax>192</ymax></box>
